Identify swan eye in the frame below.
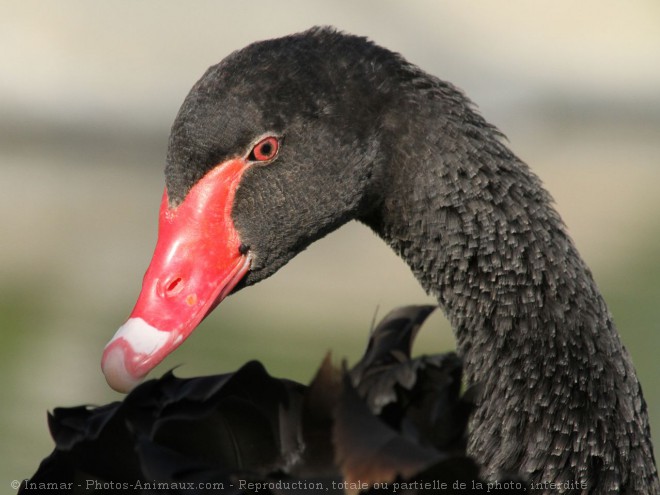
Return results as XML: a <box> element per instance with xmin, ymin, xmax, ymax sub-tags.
<box><xmin>248</xmin><ymin>136</ymin><xmax>280</xmax><ymax>162</ymax></box>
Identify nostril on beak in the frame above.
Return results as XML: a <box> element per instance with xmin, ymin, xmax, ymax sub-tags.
<box><xmin>162</xmin><ymin>277</ymin><xmax>183</xmax><ymax>297</ymax></box>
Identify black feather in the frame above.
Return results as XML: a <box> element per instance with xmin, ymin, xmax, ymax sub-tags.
<box><xmin>23</xmin><ymin>306</ymin><xmax>522</xmax><ymax>494</ymax></box>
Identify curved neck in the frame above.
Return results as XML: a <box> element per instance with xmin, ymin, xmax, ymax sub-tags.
<box><xmin>362</xmin><ymin>83</ymin><xmax>608</xmax><ymax>375</ymax></box>
<box><xmin>359</xmin><ymin>84</ymin><xmax>657</xmax><ymax>487</ymax></box>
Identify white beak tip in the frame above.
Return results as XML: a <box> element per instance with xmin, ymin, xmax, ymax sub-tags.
<box><xmin>101</xmin><ymin>345</ymin><xmax>143</xmax><ymax>394</ymax></box>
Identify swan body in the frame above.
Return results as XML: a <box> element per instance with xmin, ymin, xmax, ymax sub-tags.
<box><xmin>27</xmin><ymin>307</ymin><xmax>524</xmax><ymax>493</ymax></box>
<box><xmin>101</xmin><ymin>28</ymin><xmax>658</xmax><ymax>493</ymax></box>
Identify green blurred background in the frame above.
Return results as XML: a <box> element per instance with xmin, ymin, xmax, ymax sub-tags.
<box><xmin>1</xmin><ymin>0</ymin><xmax>659</xmax><ymax>484</ymax></box>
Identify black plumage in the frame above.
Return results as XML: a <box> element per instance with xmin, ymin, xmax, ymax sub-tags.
<box><xmin>24</xmin><ymin>307</ymin><xmax>526</xmax><ymax>494</ymax></box>
<box><xmin>162</xmin><ymin>28</ymin><xmax>658</xmax><ymax>492</ymax></box>
<box><xmin>26</xmin><ymin>27</ymin><xmax>658</xmax><ymax>493</ymax></box>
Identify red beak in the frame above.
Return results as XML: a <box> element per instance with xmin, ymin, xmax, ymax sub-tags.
<box><xmin>102</xmin><ymin>158</ymin><xmax>251</xmax><ymax>392</ymax></box>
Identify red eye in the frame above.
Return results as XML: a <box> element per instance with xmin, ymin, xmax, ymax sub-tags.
<box><xmin>249</xmin><ymin>136</ymin><xmax>279</xmax><ymax>162</ymax></box>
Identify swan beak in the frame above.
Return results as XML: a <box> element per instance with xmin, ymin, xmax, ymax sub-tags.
<box><xmin>102</xmin><ymin>159</ymin><xmax>251</xmax><ymax>393</ymax></box>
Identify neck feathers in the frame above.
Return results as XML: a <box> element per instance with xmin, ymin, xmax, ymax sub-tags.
<box><xmin>362</xmin><ymin>83</ymin><xmax>658</xmax><ymax>490</ymax></box>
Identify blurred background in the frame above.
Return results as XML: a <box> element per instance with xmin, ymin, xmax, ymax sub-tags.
<box><xmin>1</xmin><ymin>0</ymin><xmax>659</xmax><ymax>483</ymax></box>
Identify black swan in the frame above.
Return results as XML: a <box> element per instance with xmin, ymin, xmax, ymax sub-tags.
<box><xmin>25</xmin><ymin>306</ymin><xmax>528</xmax><ymax>494</ymax></box>
<box><xmin>96</xmin><ymin>28</ymin><xmax>657</xmax><ymax>492</ymax></box>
